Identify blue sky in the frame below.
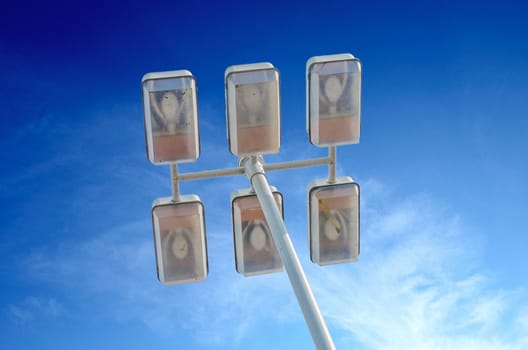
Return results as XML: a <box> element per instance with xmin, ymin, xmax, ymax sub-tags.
<box><xmin>1</xmin><ymin>1</ymin><xmax>527</xmax><ymax>349</ymax></box>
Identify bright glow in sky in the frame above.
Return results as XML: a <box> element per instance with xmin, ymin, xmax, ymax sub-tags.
<box><xmin>1</xmin><ymin>1</ymin><xmax>527</xmax><ymax>349</ymax></box>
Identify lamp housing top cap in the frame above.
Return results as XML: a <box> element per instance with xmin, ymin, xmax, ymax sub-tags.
<box><xmin>306</xmin><ymin>53</ymin><xmax>356</xmax><ymax>72</ymax></box>
<box><xmin>152</xmin><ymin>194</ymin><xmax>202</xmax><ymax>209</ymax></box>
<box><xmin>230</xmin><ymin>186</ymin><xmax>278</xmax><ymax>203</ymax></box>
<box><xmin>307</xmin><ymin>176</ymin><xmax>355</xmax><ymax>191</ymax></box>
<box><xmin>225</xmin><ymin>62</ymin><xmax>275</xmax><ymax>78</ymax></box>
<box><xmin>142</xmin><ymin>70</ymin><xmax>194</xmax><ymax>83</ymax></box>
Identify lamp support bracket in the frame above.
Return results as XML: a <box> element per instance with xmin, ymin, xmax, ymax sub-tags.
<box><xmin>169</xmin><ymin>147</ymin><xmax>338</xmax><ymax>199</ymax></box>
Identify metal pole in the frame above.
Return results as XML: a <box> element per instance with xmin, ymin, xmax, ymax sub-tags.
<box><xmin>170</xmin><ymin>164</ymin><xmax>180</xmax><ymax>201</ymax></box>
<box><xmin>265</xmin><ymin>157</ymin><xmax>330</xmax><ymax>172</ymax></box>
<box><xmin>328</xmin><ymin>146</ymin><xmax>336</xmax><ymax>184</ymax></box>
<box><xmin>176</xmin><ymin>166</ymin><xmax>245</xmax><ymax>181</ymax></box>
<box><xmin>175</xmin><ymin>157</ymin><xmax>330</xmax><ymax>182</ymax></box>
<box><xmin>243</xmin><ymin>156</ymin><xmax>336</xmax><ymax>350</ymax></box>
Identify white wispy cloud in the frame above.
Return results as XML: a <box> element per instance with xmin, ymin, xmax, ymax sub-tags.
<box><xmin>310</xmin><ymin>189</ymin><xmax>528</xmax><ymax>350</ymax></box>
<box><xmin>6</xmin><ymin>297</ymin><xmax>62</xmax><ymax>325</ymax></box>
<box><xmin>21</xmin><ymin>215</ymin><xmax>299</xmax><ymax>346</ymax></box>
<box><xmin>18</xmin><ymin>177</ymin><xmax>528</xmax><ymax>349</ymax></box>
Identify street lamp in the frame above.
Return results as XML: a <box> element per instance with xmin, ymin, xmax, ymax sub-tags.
<box><xmin>151</xmin><ymin>196</ymin><xmax>208</xmax><ymax>285</ymax></box>
<box><xmin>307</xmin><ymin>53</ymin><xmax>362</xmax><ymax>146</ymax></box>
<box><xmin>308</xmin><ymin>178</ymin><xmax>360</xmax><ymax>265</ymax></box>
<box><xmin>231</xmin><ymin>187</ymin><xmax>283</xmax><ymax>276</ymax></box>
<box><xmin>142</xmin><ymin>70</ymin><xmax>206</xmax><ymax>285</ymax></box>
<box><xmin>306</xmin><ymin>53</ymin><xmax>362</xmax><ymax>267</ymax></box>
<box><xmin>141</xmin><ymin>53</ymin><xmax>362</xmax><ymax>350</ymax></box>
<box><xmin>142</xmin><ymin>70</ymin><xmax>200</xmax><ymax>164</ymax></box>
<box><xmin>225</xmin><ymin>63</ymin><xmax>281</xmax><ymax>156</ymax></box>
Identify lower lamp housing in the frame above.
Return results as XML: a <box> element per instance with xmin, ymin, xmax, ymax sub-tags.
<box><xmin>308</xmin><ymin>177</ymin><xmax>360</xmax><ymax>266</ymax></box>
<box><xmin>231</xmin><ymin>188</ymin><xmax>284</xmax><ymax>276</ymax></box>
<box><xmin>152</xmin><ymin>195</ymin><xmax>208</xmax><ymax>285</ymax></box>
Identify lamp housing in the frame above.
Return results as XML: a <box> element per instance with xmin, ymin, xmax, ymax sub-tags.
<box><xmin>142</xmin><ymin>70</ymin><xmax>200</xmax><ymax>164</ymax></box>
<box><xmin>225</xmin><ymin>63</ymin><xmax>281</xmax><ymax>157</ymax></box>
<box><xmin>152</xmin><ymin>195</ymin><xmax>208</xmax><ymax>285</ymax></box>
<box><xmin>306</xmin><ymin>54</ymin><xmax>362</xmax><ymax>146</ymax></box>
<box><xmin>308</xmin><ymin>177</ymin><xmax>360</xmax><ymax>266</ymax></box>
<box><xmin>231</xmin><ymin>187</ymin><xmax>284</xmax><ymax>276</ymax></box>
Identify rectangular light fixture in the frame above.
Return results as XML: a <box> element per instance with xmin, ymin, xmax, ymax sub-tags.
<box><xmin>307</xmin><ymin>54</ymin><xmax>362</xmax><ymax>146</ymax></box>
<box><xmin>231</xmin><ymin>188</ymin><xmax>284</xmax><ymax>276</ymax></box>
<box><xmin>225</xmin><ymin>63</ymin><xmax>281</xmax><ymax>157</ymax></box>
<box><xmin>308</xmin><ymin>178</ymin><xmax>360</xmax><ymax>265</ymax></box>
<box><xmin>152</xmin><ymin>195</ymin><xmax>208</xmax><ymax>285</ymax></box>
<box><xmin>142</xmin><ymin>70</ymin><xmax>200</xmax><ymax>164</ymax></box>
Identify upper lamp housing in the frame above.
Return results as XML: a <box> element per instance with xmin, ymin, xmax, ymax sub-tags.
<box><xmin>225</xmin><ymin>63</ymin><xmax>281</xmax><ymax>157</ymax></box>
<box><xmin>308</xmin><ymin>177</ymin><xmax>360</xmax><ymax>266</ymax></box>
<box><xmin>306</xmin><ymin>54</ymin><xmax>362</xmax><ymax>146</ymax></box>
<box><xmin>152</xmin><ymin>195</ymin><xmax>208</xmax><ymax>285</ymax></box>
<box><xmin>142</xmin><ymin>70</ymin><xmax>200</xmax><ymax>164</ymax></box>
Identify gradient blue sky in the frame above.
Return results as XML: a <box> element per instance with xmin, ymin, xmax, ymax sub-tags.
<box><xmin>1</xmin><ymin>1</ymin><xmax>527</xmax><ymax>349</ymax></box>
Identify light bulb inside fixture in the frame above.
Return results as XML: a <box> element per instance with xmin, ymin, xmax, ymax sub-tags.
<box><xmin>324</xmin><ymin>75</ymin><xmax>344</xmax><ymax>104</ymax></box>
<box><xmin>169</xmin><ymin>228</ymin><xmax>190</xmax><ymax>259</ymax></box>
<box><xmin>160</xmin><ymin>92</ymin><xmax>180</xmax><ymax>132</ymax></box>
<box><xmin>240</xmin><ymin>84</ymin><xmax>263</xmax><ymax>125</ymax></box>
<box><xmin>323</xmin><ymin>210</ymin><xmax>342</xmax><ymax>241</ymax></box>
<box><xmin>249</xmin><ymin>220</ymin><xmax>268</xmax><ymax>251</ymax></box>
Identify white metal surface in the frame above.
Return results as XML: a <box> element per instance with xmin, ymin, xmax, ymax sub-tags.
<box><xmin>142</xmin><ymin>70</ymin><xmax>193</xmax><ymax>83</ymax></box>
<box><xmin>328</xmin><ymin>146</ymin><xmax>336</xmax><ymax>183</ymax></box>
<box><xmin>170</xmin><ymin>164</ymin><xmax>180</xmax><ymax>201</ymax></box>
<box><xmin>242</xmin><ymin>156</ymin><xmax>336</xmax><ymax>350</ymax></box>
<box><xmin>173</xmin><ymin>155</ymin><xmax>331</xmax><ymax>182</ymax></box>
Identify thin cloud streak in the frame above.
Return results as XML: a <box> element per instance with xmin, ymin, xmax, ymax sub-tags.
<box><xmin>18</xmin><ymin>180</ymin><xmax>528</xmax><ymax>349</ymax></box>
<box><xmin>312</xmin><ymin>192</ymin><xmax>528</xmax><ymax>350</ymax></box>
<box><xmin>21</xmin><ymin>217</ymin><xmax>299</xmax><ymax>346</ymax></box>
<box><xmin>6</xmin><ymin>297</ymin><xmax>62</xmax><ymax>325</ymax></box>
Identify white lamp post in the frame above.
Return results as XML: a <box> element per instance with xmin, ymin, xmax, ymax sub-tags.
<box><xmin>141</xmin><ymin>53</ymin><xmax>362</xmax><ymax>350</ymax></box>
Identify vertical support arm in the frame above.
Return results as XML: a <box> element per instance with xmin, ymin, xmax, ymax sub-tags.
<box><xmin>328</xmin><ymin>146</ymin><xmax>336</xmax><ymax>184</ymax></box>
<box><xmin>243</xmin><ymin>156</ymin><xmax>336</xmax><ymax>350</ymax></box>
<box><xmin>170</xmin><ymin>164</ymin><xmax>180</xmax><ymax>202</ymax></box>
